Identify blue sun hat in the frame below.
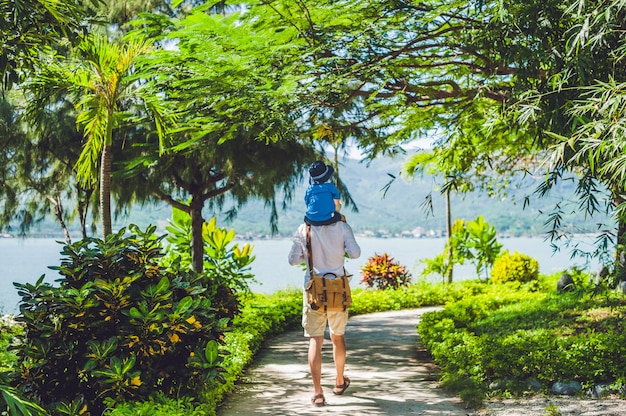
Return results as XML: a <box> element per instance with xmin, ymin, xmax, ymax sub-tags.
<box><xmin>309</xmin><ymin>160</ymin><xmax>334</xmax><ymax>184</ymax></box>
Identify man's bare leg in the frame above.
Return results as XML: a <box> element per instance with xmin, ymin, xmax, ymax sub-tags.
<box><xmin>308</xmin><ymin>335</ymin><xmax>325</xmax><ymax>404</ymax></box>
<box><xmin>331</xmin><ymin>333</ymin><xmax>346</xmax><ymax>390</ymax></box>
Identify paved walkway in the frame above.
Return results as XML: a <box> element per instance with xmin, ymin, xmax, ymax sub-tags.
<box><xmin>217</xmin><ymin>308</ymin><xmax>470</xmax><ymax>416</ymax></box>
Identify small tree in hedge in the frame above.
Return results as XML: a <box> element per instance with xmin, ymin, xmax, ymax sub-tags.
<box><xmin>452</xmin><ymin>216</ymin><xmax>502</xmax><ymax>280</ymax></box>
<box><xmin>421</xmin><ymin>216</ymin><xmax>502</xmax><ymax>282</ymax></box>
<box><xmin>361</xmin><ymin>253</ymin><xmax>412</xmax><ymax>290</ymax></box>
<box><xmin>491</xmin><ymin>250</ymin><xmax>539</xmax><ymax>284</ymax></box>
<box><xmin>12</xmin><ymin>222</ymin><xmax>254</xmax><ymax>415</ymax></box>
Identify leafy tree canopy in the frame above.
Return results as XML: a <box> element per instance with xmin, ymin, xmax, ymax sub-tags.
<box><xmin>0</xmin><ymin>0</ymin><xmax>101</xmax><ymax>89</ymax></box>
<box><xmin>235</xmin><ymin>0</ymin><xmax>626</xmax><ymax>267</ymax></box>
<box><xmin>119</xmin><ymin>3</ymin><xmax>317</xmax><ymax>270</ymax></box>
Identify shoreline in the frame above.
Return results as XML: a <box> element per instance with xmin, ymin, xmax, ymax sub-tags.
<box><xmin>0</xmin><ymin>232</ymin><xmax>604</xmax><ymax>241</ymax></box>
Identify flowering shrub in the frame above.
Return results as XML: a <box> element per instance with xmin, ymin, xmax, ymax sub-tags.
<box><xmin>360</xmin><ymin>253</ymin><xmax>412</xmax><ymax>290</ymax></box>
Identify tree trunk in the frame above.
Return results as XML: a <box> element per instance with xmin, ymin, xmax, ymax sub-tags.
<box><xmin>190</xmin><ymin>196</ymin><xmax>205</xmax><ymax>273</ymax></box>
<box><xmin>445</xmin><ymin>189</ymin><xmax>453</xmax><ymax>284</ymax></box>
<box><xmin>77</xmin><ymin>186</ymin><xmax>93</xmax><ymax>239</ymax></box>
<box><xmin>613</xmin><ymin>189</ymin><xmax>626</xmax><ymax>283</ymax></box>
<box><xmin>53</xmin><ymin>194</ymin><xmax>72</xmax><ymax>245</ymax></box>
<box><xmin>100</xmin><ymin>144</ymin><xmax>112</xmax><ymax>238</ymax></box>
<box><xmin>47</xmin><ymin>191</ymin><xmax>72</xmax><ymax>244</ymax></box>
<box><xmin>333</xmin><ymin>147</ymin><xmax>340</xmax><ymax>191</ymax></box>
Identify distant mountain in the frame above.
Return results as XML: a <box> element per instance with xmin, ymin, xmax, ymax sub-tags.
<box><xmin>208</xmin><ymin>156</ymin><xmax>612</xmax><ymax>238</ymax></box>
<box><xmin>23</xmin><ymin>156</ymin><xmax>612</xmax><ymax>238</ymax></box>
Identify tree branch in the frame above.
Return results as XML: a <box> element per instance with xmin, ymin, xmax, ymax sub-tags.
<box><xmin>152</xmin><ymin>191</ymin><xmax>190</xmax><ymax>213</ymax></box>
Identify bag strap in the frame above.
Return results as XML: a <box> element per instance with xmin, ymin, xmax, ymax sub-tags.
<box><xmin>305</xmin><ymin>224</ymin><xmax>314</xmax><ymax>276</ymax></box>
<box><xmin>306</xmin><ymin>225</ymin><xmax>330</xmax><ymax>311</ymax></box>
<box><xmin>306</xmin><ymin>224</ymin><xmax>349</xmax><ymax>278</ymax></box>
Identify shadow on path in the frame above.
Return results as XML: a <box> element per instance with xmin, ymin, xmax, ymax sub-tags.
<box><xmin>217</xmin><ymin>308</ymin><xmax>471</xmax><ymax>416</ymax></box>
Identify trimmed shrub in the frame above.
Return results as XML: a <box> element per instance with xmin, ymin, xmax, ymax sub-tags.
<box><xmin>418</xmin><ymin>276</ymin><xmax>626</xmax><ymax>406</ymax></box>
<box><xmin>491</xmin><ymin>250</ymin><xmax>539</xmax><ymax>284</ymax></box>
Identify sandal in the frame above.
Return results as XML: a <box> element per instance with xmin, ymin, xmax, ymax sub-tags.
<box><xmin>333</xmin><ymin>376</ymin><xmax>350</xmax><ymax>395</ymax></box>
<box><xmin>311</xmin><ymin>393</ymin><xmax>326</xmax><ymax>407</ymax></box>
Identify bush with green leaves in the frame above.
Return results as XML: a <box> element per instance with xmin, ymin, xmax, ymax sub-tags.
<box><xmin>491</xmin><ymin>250</ymin><xmax>539</xmax><ymax>284</ymax></box>
<box><xmin>109</xmin><ymin>289</ymin><xmax>303</xmax><ymax>416</ymax></box>
<box><xmin>0</xmin><ymin>318</ymin><xmax>22</xmax><ymax>372</ymax></box>
<box><xmin>106</xmin><ymin>392</ymin><xmax>213</xmax><ymax>416</ymax></box>
<box><xmin>12</xmin><ymin>222</ymin><xmax>254</xmax><ymax>415</ymax></box>
<box><xmin>418</xmin><ymin>275</ymin><xmax>626</xmax><ymax>407</ymax></box>
<box><xmin>360</xmin><ymin>252</ymin><xmax>412</xmax><ymax>290</ymax></box>
<box><xmin>350</xmin><ymin>279</ymin><xmax>489</xmax><ymax>314</ymax></box>
<box><xmin>421</xmin><ymin>217</ymin><xmax>502</xmax><ymax>282</ymax></box>
<box><xmin>2</xmin><ymin>367</ymin><xmax>48</xmax><ymax>416</ymax></box>
<box><xmin>162</xmin><ymin>212</ymin><xmax>256</xmax><ymax>317</ymax></box>
<box><xmin>452</xmin><ymin>217</ymin><xmax>502</xmax><ymax>280</ymax></box>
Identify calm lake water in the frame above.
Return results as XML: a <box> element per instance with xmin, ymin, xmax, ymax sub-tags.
<box><xmin>0</xmin><ymin>236</ymin><xmax>600</xmax><ymax>315</ymax></box>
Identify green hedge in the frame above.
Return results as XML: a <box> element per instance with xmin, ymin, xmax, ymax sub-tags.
<box><xmin>109</xmin><ymin>278</ymin><xmax>476</xmax><ymax>415</ymax></box>
<box><xmin>16</xmin><ymin>275</ymin><xmax>616</xmax><ymax>414</ymax></box>
<box><xmin>350</xmin><ymin>278</ymin><xmax>489</xmax><ymax>315</ymax></box>
<box><xmin>418</xmin><ymin>275</ymin><xmax>626</xmax><ymax>407</ymax></box>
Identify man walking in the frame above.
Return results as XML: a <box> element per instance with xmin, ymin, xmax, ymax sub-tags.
<box><xmin>288</xmin><ymin>220</ymin><xmax>361</xmax><ymax>407</ymax></box>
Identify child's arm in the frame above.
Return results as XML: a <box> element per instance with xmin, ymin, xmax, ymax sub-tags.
<box><xmin>334</xmin><ymin>199</ymin><xmax>342</xmax><ymax>212</ymax></box>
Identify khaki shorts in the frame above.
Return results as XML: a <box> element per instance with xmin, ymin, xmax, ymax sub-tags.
<box><xmin>302</xmin><ymin>291</ymin><xmax>349</xmax><ymax>337</ymax></box>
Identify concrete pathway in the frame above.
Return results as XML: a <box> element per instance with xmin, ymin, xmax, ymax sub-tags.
<box><xmin>217</xmin><ymin>308</ymin><xmax>470</xmax><ymax>416</ymax></box>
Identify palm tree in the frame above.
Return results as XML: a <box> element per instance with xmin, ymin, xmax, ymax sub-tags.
<box><xmin>26</xmin><ymin>33</ymin><xmax>169</xmax><ymax>237</ymax></box>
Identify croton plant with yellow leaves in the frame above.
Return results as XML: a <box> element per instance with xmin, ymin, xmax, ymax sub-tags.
<box><xmin>12</xmin><ymin>218</ymin><xmax>254</xmax><ymax>415</ymax></box>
